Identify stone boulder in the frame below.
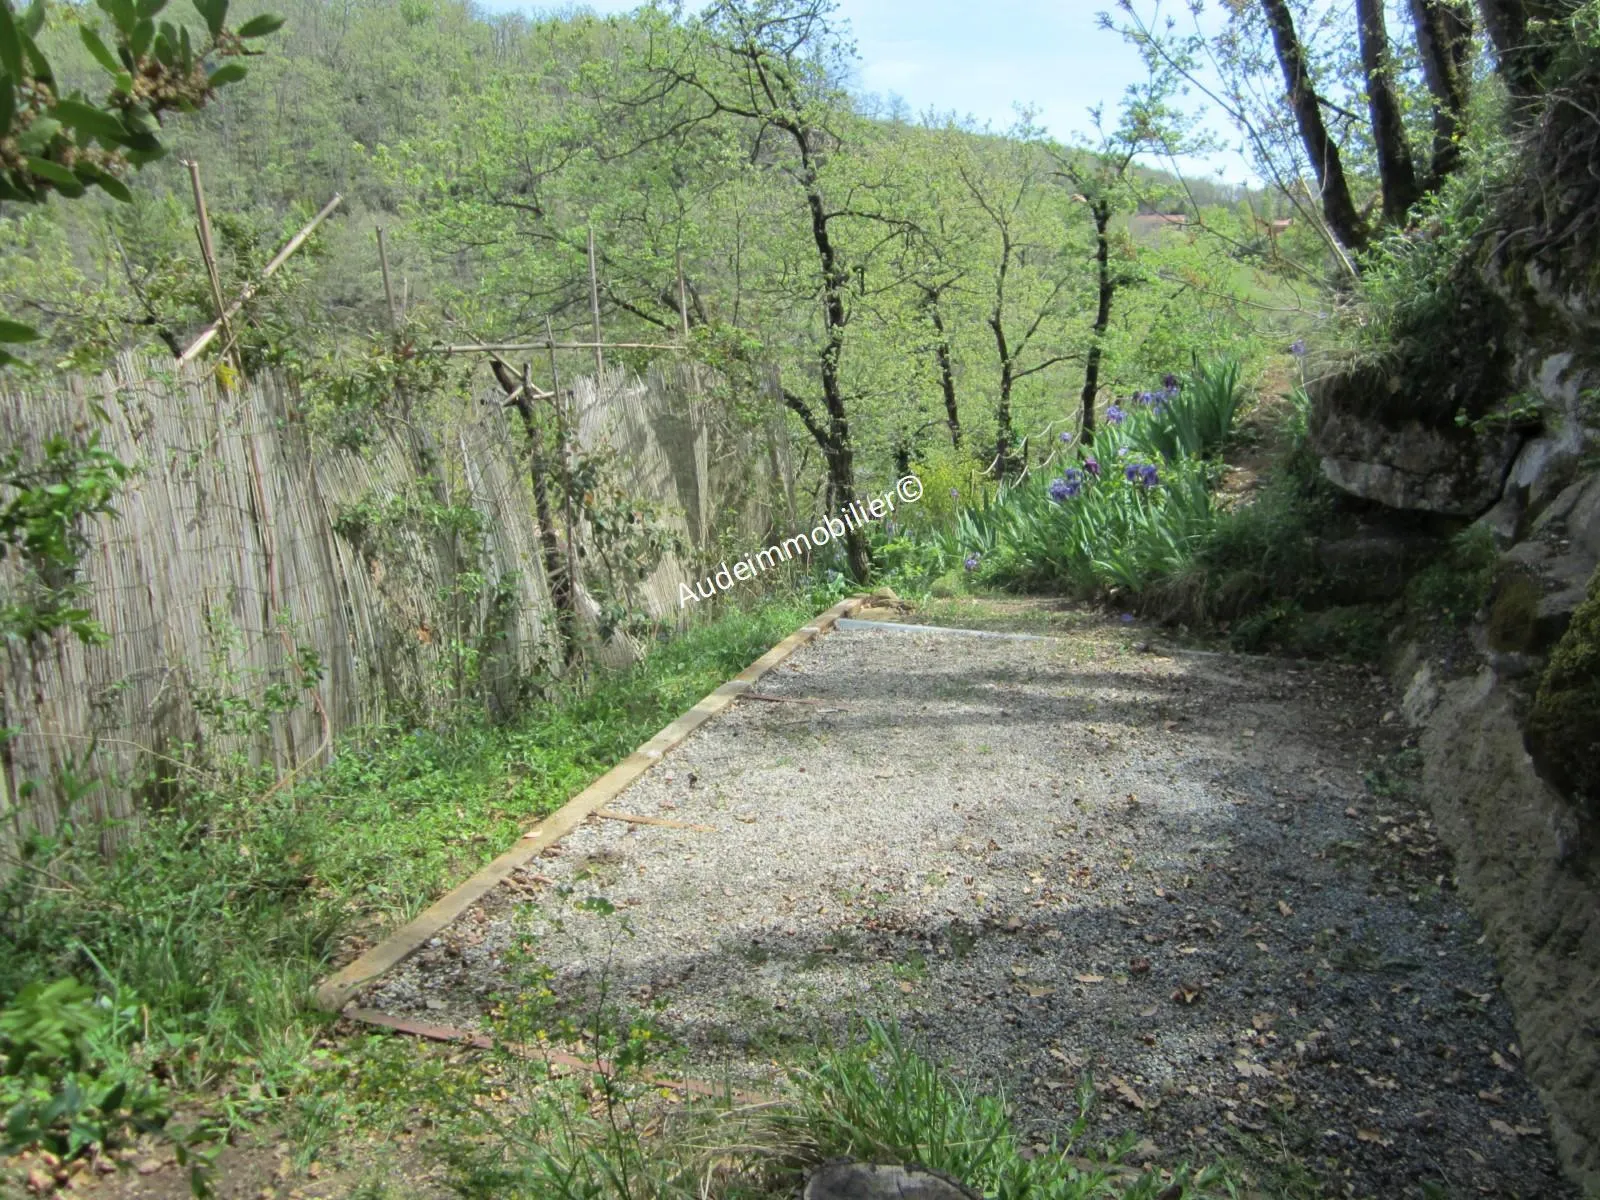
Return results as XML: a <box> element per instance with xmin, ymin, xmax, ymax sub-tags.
<box><xmin>802</xmin><ymin>1162</ymin><xmax>981</xmax><ymax>1200</ymax></box>
<box><xmin>1312</xmin><ymin>408</ymin><xmax>1522</xmax><ymax>516</ymax></box>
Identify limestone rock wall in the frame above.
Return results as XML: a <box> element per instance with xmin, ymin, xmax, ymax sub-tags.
<box><xmin>1398</xmin><ymin>663</ymin><xmax>1600</xmax><ymax>1193</ymax></box>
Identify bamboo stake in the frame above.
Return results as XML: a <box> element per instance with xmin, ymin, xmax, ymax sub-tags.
<box><xmin>376</xmin><ymin>226</ymin><xmax>399</xmax><ymax>330</ymax></box>
<box><xmin>676</xmin><ymin>250</ymin><xmax>690</xmax><ymax>340</ymax></box>
<box><xmin>439</xmin><ymin>341</ymin><xmax>684</xmax><ymax>354</ymax></box>
<box><xmin>587</xmin><ymin>225</ymin><xmax>603</xmax><ymax>378</ymax></box>
<box><xmin>184</xmin><ymin>161</ymin><xmax>236</xmax><ymax>369</ymax></box>
<box><xmin>595</xmin><ymin>809</ymin><xmax>717</xmax><ymax>832</ymax></box>
<box><xmin>179</xmin><ymin>194</ymin><xmax>343</xmax><ymax>365</ymax></box>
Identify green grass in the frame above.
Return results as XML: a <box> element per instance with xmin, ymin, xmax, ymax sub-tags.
<box><xmin>0</xmin><ymin>594</ymin><xmax>817</xmax><ymax>1140</ymax></box>
<box><xmin>436</xmin><ymin>1014</ymin><xmax>1232</xmax><ymax>1200</ymax></box>
<box><xmin>783</xmin><ymin>1024</ymin><xmax>1233</xmax><ymax>1199</ymax></box>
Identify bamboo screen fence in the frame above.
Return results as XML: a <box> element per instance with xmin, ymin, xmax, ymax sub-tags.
<box><xmin>0</xmin><ymin>353</ymin><xmax>790</xmax><ymax>853</ymax></box>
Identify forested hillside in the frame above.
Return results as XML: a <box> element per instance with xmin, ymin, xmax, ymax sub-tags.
<box><xmin>3</xmin><ymin>0</ymin><xmax>1304</xmax><ymax>523</ymax></box>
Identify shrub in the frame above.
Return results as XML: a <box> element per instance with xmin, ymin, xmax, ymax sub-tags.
<box><xmin>0</xmin><ymin>978</ymin><xmax>171</xmax><ymax>1164</ymax></box>
<box><xmin>1406</xmin><ymin>524</ymin><xmax>1498</xmax><ymax>628</ymax></box>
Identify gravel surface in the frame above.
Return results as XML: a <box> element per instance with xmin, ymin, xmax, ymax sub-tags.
<box><xmin>363</xmin><ymin>612</ymin><xmax>1571</xmax><ymax>1198</ymax></box>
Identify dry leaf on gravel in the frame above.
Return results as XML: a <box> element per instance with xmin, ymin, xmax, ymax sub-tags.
<box><xmin>1277</xmin><ymin>900</ymin><xmax>1293</xmax><ymax>916</ymax></box>
<box><xmin>1074</xmin><ymin>973</ymin><xmax>1105</xmax><ymax>984</ymax></box>
<box><xmin>1172</xmin><ymin>983</ymin><xmax>1203</xmax><ymax>1005</ymax></box>
<box><xmin>1108</xmin><ymin>1076</ymin><xmax>1146</xmax><ymax>1110</ymax></box>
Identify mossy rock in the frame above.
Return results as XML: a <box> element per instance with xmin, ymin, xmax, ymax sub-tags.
<box><xmin>928</xmin><ymin>570</ymin><xmax>965</xmax><ymax>599</ymax></box>
<box><xmin>1526</xmin><ymin>564</ymin><xmax>1600</xmax><ymax>817</ymax></box>
<box><xmin>1487</xmin><ymin>569</ymin><xmax>1542</xmax><ymax>652</ymax></box>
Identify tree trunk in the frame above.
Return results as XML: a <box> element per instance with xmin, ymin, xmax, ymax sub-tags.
<box><xmin>494</xmin><ymin>360</ymin><xmax>578</xmax><ymax>664</ymax></box>
<box><xmin>1357</xmin><ymin>0</ymin><xmax>1421</xmax><ymax>225</ymax></box>
<box><xmin>988</xmin><ymin>233</ymin><xmax>1019</xmax><ymax>478</ymax></box>
<box><xmin>1260</xmin><ymin>0</ymin><xmax>1370</xmax><ymax>253</ymax></box>
<box><xmin>993</xmin><ymin>356</ymin><xmax>1016</xmax><ymax>477</ymax></box>
<box><xmin>924</xmin><ymin>292</ymin><xmax>962</xmax><ymax>450</ymax></box>
<box><xmin>1078</xmin><ymin>199</ymin><xmax>1113</xmax><ymax>442</ymax></box>
<box><xmin>803</xmin><ymin>174</ymin><xmax>872</xmax><ymax>582</ymax></box>
<box><xmin>1477</xmin><ymin>0</ymin><xmax>1573</xmax><ymax>97</ymax></box>
<box><xmin>1410</xmin><ymin>0</ymin><xmax>1472</xmax><ymax>183</ymax></box>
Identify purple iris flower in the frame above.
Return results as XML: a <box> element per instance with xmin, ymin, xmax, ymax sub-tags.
<box><xmin>1048</xmin><ymin>476</ymin><xmax>1081</xmax><ymax>502</ymax></box>
<box><xmin>1059</xmin><ymin>430</ymin><xmax>1075</xmax><ymax>445</ymax></box>
<box><xmin>1083</xmin><ymin>456</ymin><xmax>1100</xmax><ymax>476</ymax></box>
<box><xmin>1290</xmin><ymin>339</ymin><xmax>1307</xmax><ymax>357</ymax></box>
<box><xmin>1105</xmin><ymin>404</ymin><xmax>1126</xmax><ymax>425</ymax></box>
<box><xmin>1124</xmin><ymin>462</ymin><xmax>1161</xmax><ymax>487</ymax></box>
<box><xmin>1162</xmin><ymin>372</ymin><xmax>1180</xmax><ymax>390</ymax></box>
<box><xmin>949</xmin><ymin>488</ymin><xmax>960</xmax><ymax>500</ymax></box>
<box><xmin>964</xmin><ymin>553</ymin><xmax>981</xmax><ymax>571</ymax></box>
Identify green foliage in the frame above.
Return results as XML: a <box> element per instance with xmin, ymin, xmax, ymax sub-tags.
<box><xmin>790</xmin><ymin>1022</ymin><xmax>1232</xmax><ymax>1199</ymax></box>
<box><xmin>1406</xmin><ymin>525</ymin><xmax>1497</xmax><ymax>628</ymax></box>
<box><xmin>0</xmin><ymin>597</ymin><xmax>814</xmax><ymax>1094</ymax></box>
<box><xmin>1123</xmin><ymin>358</ymin><xmax>1244</xmax><ymax>464</ymax></box>
<box><xmin>1355</xmin><ymin>116</ymin><xmax>1518</xmax><ymax>352</ymax></box>
<box><xmin>0</xmin><ymin>977</ymin><xmax>170</xmax><ymax>1164</ymax></box>
<box><xmin>0</xmin><ymin>0</ymin><xmax>282</xmax><ymax>364</ymax></box>
<box><xmin>0</xmin><ymin>419</ymin><xmax>131</xmax><ymax>643</ymax></box>
<box><xmin>301</xmin><ymin>339</ymin><xmax>461</xmax><ymax>452</ymax></box>
<box><xmin>879</xmin><ymin>357</ymin><xmax>1247</xmax><ymax>607</ymax></box>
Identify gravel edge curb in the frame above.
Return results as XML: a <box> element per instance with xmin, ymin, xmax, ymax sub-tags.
<box><xmin>311</xmin><ymin>595</ymin><xmax>869</xmax><ymax>1013</ymax></box>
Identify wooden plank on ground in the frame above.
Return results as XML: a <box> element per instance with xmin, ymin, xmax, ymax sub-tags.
<box><xmin>595</xmin><ymin>809</ymin><xmax>717</xmax><ymax>832</ymax></box>
<box><xmin>312</xmin><ymin>596</ymin><xmax>866</xmax><ymax>1012</ymax></box>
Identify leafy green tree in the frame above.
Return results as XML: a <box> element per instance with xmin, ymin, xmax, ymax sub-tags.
<box><xmin>643</xmin><ymin>0</ymin><xmax>921</xmax><ymax>580</ymax></box>
<box><xmin>1058</xmin><ymin>57</ymin><xmax>1201</xmax><ymax>439</ymax></box>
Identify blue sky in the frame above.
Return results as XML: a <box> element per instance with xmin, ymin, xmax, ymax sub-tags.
<box><xmin>477</xmin><ymin>0</ymin><xmax>1255</xmax><ymax>184</ymax></box>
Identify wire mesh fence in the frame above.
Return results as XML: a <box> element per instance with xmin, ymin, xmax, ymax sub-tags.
<box><xmin>0</xmin><ymin>353</ymin><xmax>790</xmax><ymax>854</ymax></box>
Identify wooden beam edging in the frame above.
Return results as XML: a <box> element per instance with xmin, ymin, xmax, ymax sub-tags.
<box><xmin>312</xmin><ymin>596</ymin><xmax>868</xmax><ymax>1013</ymax></box>
<box><xmin>341</xmin><ymin>1007</ymin><xmax>771</xmax><ymax>1105</ymax></box>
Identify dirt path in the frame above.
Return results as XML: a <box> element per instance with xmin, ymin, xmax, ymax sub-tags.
<box><xmin>364</xmin><ymin>605</ymin><xmax>1570</xmax><ymax>1198</ymax></box>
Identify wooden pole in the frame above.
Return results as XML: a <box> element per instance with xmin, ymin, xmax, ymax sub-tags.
<box><xmin>179</xmin><ymin>194</ymin><xmax>344</xmax><ymax>365</ymax></box>
<box><xmin>376</xmin><ymin>226</ymin><xmax>399</xmax><ymax>330</ymax></box>
<box><xmin>586</xmin><ymin>225</ymin><xmax>603</xmax><ymax>379</ymax></box>
<box><xmin>184</xmin><ymin>161</ymin><xmax>237</xmax><ymax>369</ymax></box>
<box><xmin>437</xmin><ymin>341</ymin><xmax>684</xmax><ymax>355</ymax></box>
<box><xmin>676</xmin><ymin>250</ymin><xmax>690</xmax><ymax>340</ymax></box>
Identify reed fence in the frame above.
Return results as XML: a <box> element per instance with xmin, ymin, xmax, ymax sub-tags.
<box><xmin>0</xmin><ymin>353</ymin><xmax>790</xmax><ymax>853</ymax></box>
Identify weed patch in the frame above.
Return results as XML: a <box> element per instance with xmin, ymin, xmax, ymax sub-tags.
<box><xmin>0</xmin><ymin>595</ymin><xmax>817</xmax><ymax>1176</ymax></box>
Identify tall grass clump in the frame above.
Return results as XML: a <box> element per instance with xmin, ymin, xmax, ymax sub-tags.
<box><xmin>788</xmin><ymin>1023</ymin><xmax>1233</xmax><ymax>1199</ymax></box>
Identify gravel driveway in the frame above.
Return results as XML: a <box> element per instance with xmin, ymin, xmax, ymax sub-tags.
<box><xmin>363</xmin><ymin>609</ymin><xmax>1570</xmax><ymax>1198</ymax></box>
